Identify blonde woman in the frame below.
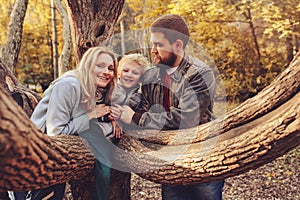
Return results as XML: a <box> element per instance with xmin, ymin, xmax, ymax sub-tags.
<box><xmin>10</xmin><ymin>46</ymin><xmax>118</xmax><ymax>200</ymax></box>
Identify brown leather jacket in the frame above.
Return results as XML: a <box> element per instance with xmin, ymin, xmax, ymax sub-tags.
<box><xmin>132</xmin><ymin>53</ymin><xmax>216</xmax><ymax>130</ymax></box>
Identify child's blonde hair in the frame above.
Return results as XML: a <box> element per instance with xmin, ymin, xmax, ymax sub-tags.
<box><xmin>118</xmin><ymin>53</ymin><xmax>150</xmax><ymax>76</ymax></box>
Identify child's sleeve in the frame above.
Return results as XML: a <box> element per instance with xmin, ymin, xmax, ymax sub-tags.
<box><xmin>127</xmin><ymin>92</ymin><xmax>142</xmax><ymax>111</ymax></box>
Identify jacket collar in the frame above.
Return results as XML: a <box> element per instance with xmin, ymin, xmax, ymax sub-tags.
<box><xmin>117</xmin><ymin>80</ymin><xmax>140</xmax><ymax>93</ymax></box>
<box><xmin>170</xmin><ymin>53</ymin><xmax>191</xmax><ymax>82</ymax></box>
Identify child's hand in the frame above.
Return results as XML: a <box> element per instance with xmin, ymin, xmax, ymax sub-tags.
<box><xmin>119</xmin><ymin>105</ymin><xmax>135</xmax><ymax>124</ymax></box>
<box><xmin>110</xmin><ymin>104</ymin><xmax>122</xmax><ymax>120</ymax></box>
<box><xmin>111</xmin><ymin>120</ymin><xmax>122</xmax><ymax>138</ymax></box>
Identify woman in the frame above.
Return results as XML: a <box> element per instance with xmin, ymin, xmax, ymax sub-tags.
<box><xmin>10</xmin><ymin>46</ymin><xmax>118</xmax><ymax>200</ymax></box>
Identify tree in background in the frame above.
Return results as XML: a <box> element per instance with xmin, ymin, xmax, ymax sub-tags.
<box><xmin>1</xmin><ymin>0</ymin><xmax>28</xmax><ymax>73</ymax></box>
<box><xmin>126</xmin><ymin>0</ymin><xmax>300</xmax><ymax>102</ymax></box>
<box><xmin>0</xmin><ymin>0</ymin><xmax>299</xmax><ymax>199</ymax></box>
<box><xmin>0</xmin><ymin>0</ymin><xmax>71</xmax><ymax>93</ymax></box>
<box><xmin>54</xmin><ymin>0</ymin><xmax>72</xmax><ymax>77</ymax></box>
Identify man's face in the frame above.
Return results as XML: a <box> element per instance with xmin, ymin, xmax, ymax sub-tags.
<box><xmin>150</xmin><ymin>32</ymin><xmax>177</xmax><ymax>67</ymax></box>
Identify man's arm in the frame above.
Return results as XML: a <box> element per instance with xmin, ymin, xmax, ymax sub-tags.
<box><xmin>129</xmin><ymin>68</ymin><xmax>216</xmax><ymax>130</ymax></box>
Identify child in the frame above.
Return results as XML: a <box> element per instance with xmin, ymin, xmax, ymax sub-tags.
<box><xmin>112</xmin><ymin>53</ymin><xmax>149</xmax><ymax>108</ymax></box>
<box><xmin>106</xmin><ymin>53</ymin><xmax>149</xmax><ymax>132</ymax></box>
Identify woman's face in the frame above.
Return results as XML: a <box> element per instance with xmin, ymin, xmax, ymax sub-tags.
<box><xmin>92</xmin><ymin>53</ymin><xmax>115</xmax><ymax>88</ymax></box>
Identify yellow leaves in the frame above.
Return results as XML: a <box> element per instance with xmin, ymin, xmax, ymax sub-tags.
<box><xmin>0</xmin><ymin>0</ymin><xmax>15</xmax><ymax>45</ymax></box>
<box><xmin>284</xmin><ymin>171</ymin><xmax>294</xmax><ymax>176</ymax></box>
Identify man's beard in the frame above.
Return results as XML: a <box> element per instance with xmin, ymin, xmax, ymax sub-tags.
<box><xmin>156</xmin><ymin>51</ymin><xmax>177</xmax><ymax>69</ymax></box>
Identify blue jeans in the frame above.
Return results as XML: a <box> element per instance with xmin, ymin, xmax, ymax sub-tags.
<box><xmin>162</xmin><ymin>179</ymin><xmax>224</xmax><ymax>200</ymax></box>
<box><xmin>94</xmin><ymin>160</ymin><xmax>111</xmax><ymax>200</ymax></box>
<box><xmin>79</xmin><ymin>119</ymin><xmax>113</xmax><ymax>200</ymax></box>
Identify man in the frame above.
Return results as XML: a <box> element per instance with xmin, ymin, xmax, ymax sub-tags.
<box><xmin>116</xmin><ymin>14</ymin><xmax>224</xmax><ymax>200</ymax></box>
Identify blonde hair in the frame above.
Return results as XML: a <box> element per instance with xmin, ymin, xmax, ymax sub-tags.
<box><xmin>65</xmin><ymin>46</ymin><xmax>117</xmax><ymax>109</ymax></box>
<box><xmin>118</xmin><ymin>53</ymin><xmax>150</xmax><ymax>76</ymax></box>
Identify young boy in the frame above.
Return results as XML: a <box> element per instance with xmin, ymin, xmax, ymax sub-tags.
<box><xmin>109</xmin><ymin>53</ymin><xmax>149</xmax><ymax>123</ymax></box>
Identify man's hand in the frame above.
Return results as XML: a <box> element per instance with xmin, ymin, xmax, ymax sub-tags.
<box><xmin>121</xmin><ymin>105</ymin><xmax>135</xmax><ymax>124</ymax></box>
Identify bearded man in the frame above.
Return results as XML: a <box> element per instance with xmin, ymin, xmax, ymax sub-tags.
<box><xmin>115</xmin><ymin>14</ymin><xmax>224</xmax><ymax>200</ymax></box>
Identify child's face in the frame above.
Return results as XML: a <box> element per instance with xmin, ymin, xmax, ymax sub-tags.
<box><xmin>119</xmin><ymin>61</ymin><xmax>143</xmax><ymax>89</ymax></box>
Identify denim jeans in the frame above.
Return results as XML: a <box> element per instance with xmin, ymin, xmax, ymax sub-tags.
<box><xmin>93</xmin><ymin>160</ymin><xmax>111</xmax><ymax>200</ymax></box>
<box><xmin>162</xmin><ymin>179</ymin><xmax>224</xmax><ymax>200</ymax></box>
<box><xmin>79</xmin><ymin>119</ymin><xmax>113</xmax><ymax>200</ymax></box>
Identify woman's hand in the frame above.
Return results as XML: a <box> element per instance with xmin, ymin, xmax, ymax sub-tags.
<box><xmin>111</xmin><ymin>120</ymin><xmax>122</xmax><ymax>138</ymax></box>
<box><xmin>87</xmin><ymin>104</ymin><xmax>110</xmax><ymax>120</ymax></box>
<box><xmin>95</xmin><ymin>104</ymin><xmax>110</xmax><ymax>118</ymax></box>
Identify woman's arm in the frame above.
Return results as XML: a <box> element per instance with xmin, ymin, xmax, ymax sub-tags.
<box><xmin>46</xmin><ymin>78</ymin><xmax>89</xmax><ymax>136</ymax></box>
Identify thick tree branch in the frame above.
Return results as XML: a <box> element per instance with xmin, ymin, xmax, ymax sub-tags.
<box><xmin>0</xmin><ymin>87</ymin><xmax>95</xmax><ymax>191</ymax></box>
<box><xmin>0</xmin><ymin>53</ymin><xmax>299</xmax><ymax>191</ymax></box>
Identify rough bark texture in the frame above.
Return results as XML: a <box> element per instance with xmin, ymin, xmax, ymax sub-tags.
<box><xmin>1</xmin><ymin>0</ymin><xmax>28</xmax><ymax>73</ymax></box>
<box><xmin>63</xmin><ymin>0</ymin><xmax>125</xmax><ymax>62</ymax></box>
<box><xmin>0</xmin><ymin>53</ymin><xmax>299</xmax><ymax>193</ymax></box>
<box><xmin>0</xmin><ymin>60</ymin><xmax>40</xmax><ymax>117</ymax></box>
<box><xmin>62</xmin><ymin>1</ymin><xmax>127</xmax><ymax>198</ymax></box>
<box><xmin>0</xmin><ymin>88</ymin><xmax>95</xmax><ymax>191</ymax></box>
<box><xmin>0</xmin><ymin>88</ymin><xmax>95</xmax><ymax>199</ymax></box>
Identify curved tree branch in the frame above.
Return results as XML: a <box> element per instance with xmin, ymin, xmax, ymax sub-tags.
<box><xmin>0</xmin><ymin>53</ymin><xmax>299</xmax><ymax>192</ymax></box>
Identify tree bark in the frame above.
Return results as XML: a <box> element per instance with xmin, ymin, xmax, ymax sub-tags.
<box><xmin>0</xmin><ymin>60</ymin><xmax>40</xmax><ymax>117</ymax></box>
<box><xmin>54</xmin><ymin>0</ymin><xmax>72</xmax><ymax>77</ymax></box>
<box><xmin>62</xmin><ymin>1</ymin><xmax>127</xmax><ymax>198</ymax></box>
<box><xmin>1</xmin><ymin>0</ymin><xmax>28</xmax><ymax>73</ymax></box>
<box><xmin>51</xmin><ymin>0</ymin><xmax>59</xmax><ymax>79</ymax></box>
<box><xmin>1</xmin><ymin>52</ymin><xmax>299</xmax><ymax>192</ymax></box>
<box><xmin>63</xmin><ymin>0</ymin><xmax>125</xmax><ymax>62</ymax></box>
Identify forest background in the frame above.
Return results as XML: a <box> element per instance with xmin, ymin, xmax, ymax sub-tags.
<box><xmin>1</xmin><ymin>0</ymin><xmax>299</xmax><ymax>104</ymax></box>
<box><xmin>0</xmin><ymin>1</ymin><xmax>299</xmax><ymax>199</ymax></box>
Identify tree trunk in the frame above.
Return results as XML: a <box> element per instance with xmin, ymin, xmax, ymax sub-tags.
<box><xmin>1</xmin><ymin>52</ymin><xmax>299</xmax><ymax>191</ymax></box>
<box><xmin>1</xmin><ymin>0</ymin><xmax>28</xmax><ymax>73</ymax></box>
<box><xmin>120</xmin><ymin>19</ymin><xmax>126</xmax><ymax>55</ymax></box>
<box><xmin>63</xmin><ymin>0</ymin><xmax>125</xmax><ymax>62</ymax></box>
<box><xmin>54</xmin><ymin>0</ymin><xmax>72</xmax><ymax>76</ymax></box>
<box><xmin>63</xmin><ymin>1</ymin><xmax>127</xmax><ymax>198</ymax></box>
<box><xmin>51</xmin><ymin>0</ymin><xmax>59</xmax><ymax>79</ymax></box>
